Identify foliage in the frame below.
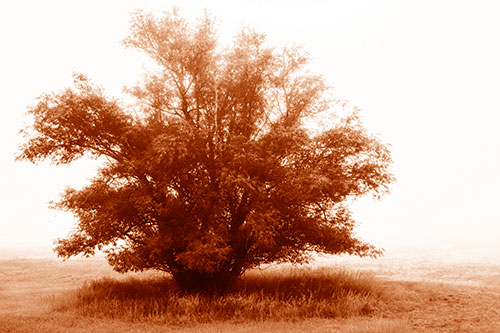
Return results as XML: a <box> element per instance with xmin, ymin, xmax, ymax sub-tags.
<box><xmin>17</xmin><ymin>9</ymin><xmax>394</xmax><ymax>293</ymax></box>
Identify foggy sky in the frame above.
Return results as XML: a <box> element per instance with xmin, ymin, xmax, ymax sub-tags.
<box><xmin>1</xmin><ymin>0</ymin><xmax>499</xmax><ymax>257</ymax></box>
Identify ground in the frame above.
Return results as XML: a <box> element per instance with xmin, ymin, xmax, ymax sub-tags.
<box><xmin>1</xmin><ymin>248</ymin><xmax>500</xmax><ymax>332</ymax></box>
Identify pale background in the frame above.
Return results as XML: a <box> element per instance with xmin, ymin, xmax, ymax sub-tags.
<box><xmin>1</xmin><ymin>0</ymin><xmax>499</xmax><ymax>259</ymax></box>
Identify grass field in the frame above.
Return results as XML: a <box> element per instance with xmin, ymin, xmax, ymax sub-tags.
<box><xmin>1</xmin><ymin>249</ymin><xmax>499</xmax><ymax>332</ymax></box>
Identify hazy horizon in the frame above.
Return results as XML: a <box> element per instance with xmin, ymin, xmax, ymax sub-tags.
<box><xmin>2</xmin><ymin>1</ymin><xmax>500</xmax><ymax>261</ymax></box>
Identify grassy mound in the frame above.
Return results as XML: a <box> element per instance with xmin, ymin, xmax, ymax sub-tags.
<box><xmin>49</xmin><ymin>265</ymin><xmax>390</xmax><ymax>325</ymax></box>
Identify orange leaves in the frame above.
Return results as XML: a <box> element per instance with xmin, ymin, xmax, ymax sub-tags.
<box><xmin>17</xmin><ymin>74</ymin><xmax>134</xmax><ymax>164</ymax></box>
<box><xmin>17</xmin><ymin>9</ymin><xmax>394</xmax><ymax>293</ymax></box>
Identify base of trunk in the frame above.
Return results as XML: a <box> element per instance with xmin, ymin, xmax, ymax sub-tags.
<box><xmin>173</xmin><ymin>269</ymin><xmax>240</xmax><ymax>294</ymax></box>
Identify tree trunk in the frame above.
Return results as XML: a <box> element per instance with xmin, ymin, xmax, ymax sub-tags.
<box><xmin>172</xmin><ymin>266</ymin><xmax>242</xmax><ymax>294</ymax></box>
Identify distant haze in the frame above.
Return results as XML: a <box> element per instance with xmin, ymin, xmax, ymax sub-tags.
<box><xmin>2</xmin><ymin>0</ymin><xmax>500</xmax><ymax>259</ymax></box>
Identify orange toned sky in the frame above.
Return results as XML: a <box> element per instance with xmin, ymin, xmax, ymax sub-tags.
<box><xmin>1</xmin><ymin>0</ymin><xmax>499</xmax><ymax>257</ymax></box>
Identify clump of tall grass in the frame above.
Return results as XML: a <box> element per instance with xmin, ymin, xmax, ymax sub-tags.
<box><xmin>49</xmin><ymin>265</ymin><xmax>389</xmax><ymax>325</ymax></box>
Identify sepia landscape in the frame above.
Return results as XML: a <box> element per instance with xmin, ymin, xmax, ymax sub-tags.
<box><xmin>2</xmin><ymin>1</ymin><xmax>500</xmax><ymax>332</ymax></box>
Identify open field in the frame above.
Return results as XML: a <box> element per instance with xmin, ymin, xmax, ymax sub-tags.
<box><xmin>1</xmin><ymin>250</ymin><xmax>500</xmax><ymax>332</ymax></box>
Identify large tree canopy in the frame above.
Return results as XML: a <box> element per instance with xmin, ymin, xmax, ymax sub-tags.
<box><xmin>17</xmin><ymin>10</ymin><xmax>394</xmax><ymax>293</ymax></box>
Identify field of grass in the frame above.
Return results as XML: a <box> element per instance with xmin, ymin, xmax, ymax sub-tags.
<box><xmin>1</xmin><ymin>250</ymin><xmax>500</xmax><ymax>332</ymax></box>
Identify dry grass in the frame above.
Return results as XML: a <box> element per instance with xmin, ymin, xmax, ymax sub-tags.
<box><xmin>0</xmin><ymin>314</ymin><xmax>413</xmax><ymax>333</ymax></box>
<box><xmin>2</xmin><ymin>252</ymin><xmax>500</xmax><ymax>332</ymax></box>
<box><xmin>48</xmin><ymin>266</ymin><xmax>389</xmax><ymax>325</ymax></box>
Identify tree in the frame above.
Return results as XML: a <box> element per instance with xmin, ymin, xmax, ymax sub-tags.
<box><xmin>17</xmin><ymin>10</ymin><xmax>394</xmax><ymax>293</ymax></box>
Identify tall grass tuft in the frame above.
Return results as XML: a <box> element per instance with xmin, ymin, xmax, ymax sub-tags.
<box><xmin>49</xmin><ymin>265</ymin><xmax>389</xmax><ymax>325</ymax></box>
